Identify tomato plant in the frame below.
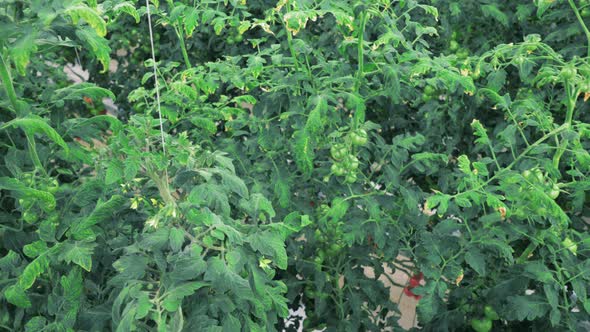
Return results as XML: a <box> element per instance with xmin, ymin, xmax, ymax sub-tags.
<box><xmin>1</xmin><ymin>0</ymin><xmax>590</xmax><ymax>331</ymax></box>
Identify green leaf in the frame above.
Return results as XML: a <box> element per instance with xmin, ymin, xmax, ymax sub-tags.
<box><xmin>76</xmin><ymin>27</ymin><xmax>111</xmax><ymax>73</ymax></box>
<box><xmin>247</xmin><ymin>231</ymin><xmax>288</xmax><ymax>269</ymax></box>
<box><xmin>162</xmin><ymin>282</ymin><xmax>209</xmax><ymax>312</ymax></box>
<box><xmin>24</xmin><ymin>317</ymin><xmax>47</xmax><ymax>331</ymax></box>
<box><xmin>1</xmin><ymin>116</ymin><xmax>68</xmax><ymax>152</ymax></box>
<box><xmin>68</xmin><ymin>195</ymin><xmax>126</xmax><ymax>240</ymax></box>
<box><xmin>184</xmin><ymin>7</ymin><xmax>199</xmax><ymax>36</ymax></box>
<box><xmin>106</xmin><ymin>159</ymin><xmax>124</xmax><ymax>185</ymax></box>
<box><xmin>113</xmin><ymin>2</ymin><xmax>140</xmax><ymax>23</ymax></box>
<box><xmin>19</xmin><ymin>253</ymin><xmax>51</xmax><ymax>289</ymax></box>
<box><xmin>523</xmin><ymin>261</ymin><xmax>554</xmax><ymax>283</ymax></box>
<box><xmin>57</xmin><ymin>241</ymin><xmax>96</xmax><ymax>272</ymax></box>
<box><xmin>505</xmin><ymin>295</ymin><xmax>550</xmax><ymax>321</ymax></box>
<box><xmin>5</xmin><ymin>284</ymin><xmax>31</xmax><ymax>308</ymax></box>
<box><xmin>471</xmin><ymin>119</ymin><xmax>490</xmax><ymax>146</ymax></box>
<box><xmin>218</xmin><ymin>168</ymin><xmax>249</xmax><ymax>199</ymax></box>
<box><xmin>23</xmin><ymin>240</ymin><xmax>48</xmax><ymax>258</ymax></box>
<box><xmin>10</xmin><ymin>32</ymin><xmax>38</xmax><ymax>75</ymax></box>
<box><xmin>293</xmin><ymin>130</ymin><xmax>314</xmax><ymax>178</ymax></box>
<box><xmin>59</xmin><ymin>268</ymin><xmax>83</xmax><ymax>327</ymax></box>
<box><xmin>481</xmin><ymin>5</ymin><xmax>509</xmax><ymax>27</ymax></box>
<box><xmin>465</xmin><ymin>247</ymin><xmax>486</xmax><ymax>276</ymax></box>
<box><xmin>135</xmin><ymin>292</ymin><xmax>152</xmax><ymax>319</ymax></box>
<box><xmin>169</xmin><ymin>228</ymin><xmax>185</xmax><ymax>252</ymax></box>
<box><xmin>534</xmin><ymin>0</ymin><xmax>556</xmax><ymax>18</ymax></box>
<box><xmin>305</xmin><ymin>96</ymin><xmax>327</xmax><ymax>136</ymax></box>
<box><xmin>66</xmin><ymin>4</ymin><xmax>107</xmax><ymax>37</ymax></box>
<box><xmin>54</xmin><ymin>83</ymin><xmax>115</xmax><ymax>102</ymax></box>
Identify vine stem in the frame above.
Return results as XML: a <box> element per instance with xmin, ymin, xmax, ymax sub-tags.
<box><xmin>354</xmin><ymin>11</ymin><xmax>368</xmax><ymax>94</ymax></box>
<box><xmin>0</xmin><ymin>52</ymin><xmax>19</xmax><ymax>114</ymax></box>
<box><xmin>175</xmin><ymin>25</ymin><xmax>192</xmax><ymax>69</ymax></box>
<box><xmin>568</xmin><ymin>0</ymin><xmax>590</xmax><ymax>57</ymax></box>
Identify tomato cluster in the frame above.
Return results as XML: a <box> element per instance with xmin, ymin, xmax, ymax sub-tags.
<box><xmin>329</xmin><ymin>129</ymin><xmax>368</xmax><ymax>183</ymax></box>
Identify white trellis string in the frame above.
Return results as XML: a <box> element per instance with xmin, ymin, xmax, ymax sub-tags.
<box><xmin>145</xmin><ymin>0</ymin><xmax>167</xmax><ymax>157</ymax></box>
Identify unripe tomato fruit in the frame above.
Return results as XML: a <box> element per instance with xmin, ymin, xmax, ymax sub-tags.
<box><xmin>344</xmin><ymin>173</ymin><xmax>357</xmax><ymax>184</ymax></box>
<box><xmin>484</xmin><ymin>305</ymin><xmax>499</xmax><ymax>320</ymax></box>
<box><xmin>23</xmin><ymin>211</ymin><xmax>38</xmax><ymax>223</ymax></box>
<box><xmin>470</xmin><ymin>318</ymin><xmax>492</xmax><ymax>332</ymax></box>
<box><xmin>549</xmin><ymin>184</ymin><xmax>560</xmax><ymax>199</ymax></box>
<box><xmin>560</xmin><ymin>65</ymin><xmax>577</xmax><ymax>81</ymax></box>
<box><xmin>343</xmin><ymin>155</ymin><xmax>359</xmax><ymax>171</ymax></box>
<box><xmin>350</xmin><ymin>129</ymin><xmax>368</xmax><ymax>146</ymax></box>
<box><xmin>331</xmin><ymin>163</ymin><xmax>346</xmax><ymax>176</ymax></box>
<box><xmin>330</xmin><ymin>144</ymin><xmax>347</xmax><ymax>161</ymax></box>
<box><xmin>522</xmin><ymin>169</ymin><xmax>532</xmax><ymax>180</ymax></box>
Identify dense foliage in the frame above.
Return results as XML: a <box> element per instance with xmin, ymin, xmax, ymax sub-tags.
<box><xmin>1</xmin><ymin>0</ymin><xmax>590</xmax><ymax>331</ymax></box>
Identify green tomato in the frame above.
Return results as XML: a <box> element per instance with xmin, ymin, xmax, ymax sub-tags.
<box><xmin>344</xmin><ymin>172</ymin><xmax>357</xmax><ymax>184</ymax></box>
<box><xmin>18</xmin><ymin>198</ymin><xmax>34</xmax><ymax>210</ymax></box>
<box><xmin>331</xmin><ymin>163</ymin><xmax>346</xmax><ymax>176</ymax></box>
<box><xmin>23</xmin><ymin>211</ymin><xmax>38</xmax><ymax>223</ymax></box>
<box><xmin>330</xmin><ymin>144</ymin><xmax>348</xmax><ymax>161</ymax></box>
<box><xmin>234</xmin><ymin>34</ymin><xmax>243</xmax><ymax>42</ymax></box>
<box><xmin>314</xmin><ymin>229</ymin><xmax>322</xmax><ymax>238</ymax></box>
<box><xmin>449</xmin><ymin>40</ymin><xmax>459</xmax><ymax>52</ymax></box>
<box><xmin>227</xmin><ymin>36</ymin><xmax>235</xmax><ymax>45</ymax></box>
<box><xmin>424</xmin><ymin>85</ymin><xmax>436</xmax><ymax>96</ymax></box>
<box><xmin>350</xmin><ymin>129</ymin><xmax>368</xmax><ymax>146</ymax></box>
<box><xmin>560</xmin><ymin>65</ymin><xmax>577</xmax><ymax>81</ymax></box>
<box><xmin>343</xmin><ymin>155</ymin><xmax>359</xmax><ymax>171</ymax></box>
<box><xmin>484</xmin><ymin>305</ymin><xmax>499</xmax><ymax>320</ymax></box>
<box><xmin>549</xmin><ymin>184</ymin><xmax>560</xmax><ymax>199</ymax></box>
<box><xmin>522</xmin><ymin>169</ymin><xmax>532</xmax><ymax>180</ymax></box>
<box><xmin>329</xmin><ymin>243</ymin><xmax>342</xmax><ymax>253</ymax></box>
<box><xmin>562</xmin><ymin>237</ymin><xmax>578</xmax><ymax>255</ymax></box>
<box><xmin>533</xmin><ymin>168</ymin><xmax>544</xmax><ymax>182</ymax></box>
<box><xmin>422</xmin><ymin>93</ymin><xmax>433</xmax><ymax>102</ymax></box>
<box><xmin>470</xmin><ymin>318</ymin><xmax>492</xmax><ymax>332</ymax></box>
<box><xmin>582</xmin><ymin>8</ymin><xmax>590</xmax><ymax>17</ymax></box>
<box><xmin>147</xmin><ymin>284</ymin><xmax>154</xmax><ymax>290</ymax></box>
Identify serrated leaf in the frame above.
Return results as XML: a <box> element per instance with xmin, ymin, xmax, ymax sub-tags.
<box><xmin>247</xmin><ymin>231</ymin><xmax>288</xmax><ymax>269</ymax></box>
<box><xmin>1</xmin><ymin>116</ymin><xmax>68</xmax><ymax>152</ymax></box>
<box><xmin>5</xmin><ymin>284</ymin><xmax>31</xmax><ymax>308</ymax></box>
<box><xmin>481</xmin><ymin>4</ymin><xmax>509</xmax><ymax>27</ymax></box>
<box><xmin>106</xmin><ymin>159</ymin><xmax>124</xmax><ymax>184</ymax></box>
<box><xmin>58</xmin><ymin>241</ymin><xmax>96</xmax><ymax>272</ymax></box>
<box><xmin>293</xmin><ymin>130</ymin><xmax>314</xmax><ymax>178</ymax></box>
<box><xmin>66</xmin><ymin>4</ymin><xmax>107</xmax><ymax>37</ymax></box>
<box><xmin>113</xmin><ymin>2</ymin><xmax>140</xmax><ymax>23</ymax></box>
<box><xmin>68</xmin><ymin>195</ymin><xmax>126</xmax><ymax>240</ymax></box>
<box><xmin>465</xmin><ymin>247</ymin><xmax>486</xmax><ymax>276</ymax></box>
<box><xmin>505</xmin><ymin>295</ymin><xmax>550</xmax><ymax>321</ymax></box>
<box><xmin>19</xmin><ymin>253</ymin><xmax>51</xmax><ymax>289</ymax></box>
<box><xmin>162</xmin><ymin>282</ymin><xmax>209</xmax><ymax>312</ymax></box>
<box><xmin>169</xmin><ymin>228</ymin><xmax>185</xmax><ymax>252</ymax></box>
<box><xmin>75</xmin><ymin>27</ymin><xmax>111</xmax><ymax>73</ymax></box>
<box><xmin>10</xmin><ymin>32</ymin><xmax>38</xmax><ymax>75</ymax></box>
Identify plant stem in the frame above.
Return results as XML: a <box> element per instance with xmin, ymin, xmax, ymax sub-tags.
<box><xmin>354</xmin><ymin>11</ymin><xmax>368</xmax><ymax>93</ymax></box>
<box><xmin>568</xmin><ymin>0</ymin><xmax>590</xmax><ymax>57</ymax></box>
<box><xmin>553</xmin><ymin>83</ymin><xmax>576</xmax><ymax>169</ymax></box>
<box><xmin>175</xmin><ymin>26</ymin><xmax>192</xmax><ymax>69</ymax></box>
<box><xmin>0</xmin><ymin>52</ymin><xmax>19</xmax><ymax>114</ymax></box>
